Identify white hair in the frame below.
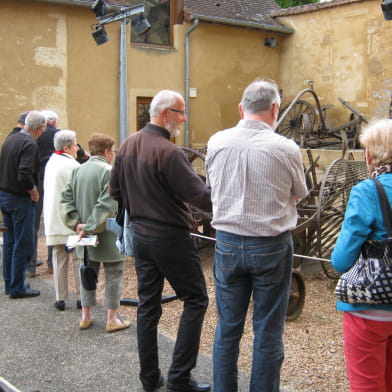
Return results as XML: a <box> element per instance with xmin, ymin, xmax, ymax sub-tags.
<box><xmin>149</xmin><ymin>90</ymin><xmax>183</xmax><ymax>118</ymax></box>
<box><xmin>41</xmin><ymin>110</ymin><xmax>59</xmax><ymax>122</ymax></box>
<box><xmin>53</xmin><ymin>130</ymin><xmax>77</xmax><ymax>151</ymax></box>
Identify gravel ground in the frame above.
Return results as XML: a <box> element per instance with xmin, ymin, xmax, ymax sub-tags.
<box><xmin>37</xmin><ymin>239</ymin><xmax>348</xmax><ymax>392</ymax></box>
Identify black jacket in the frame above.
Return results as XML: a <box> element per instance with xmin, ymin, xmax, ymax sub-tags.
<box><xmin>109</xmin><ymin>123</ymin><xmax>211</xmax><ymax>238</ymax></box>
<box><xmin>0</xmin><ymin>131</ymin><xmax>40</xmax><ymax>196</ymax></box>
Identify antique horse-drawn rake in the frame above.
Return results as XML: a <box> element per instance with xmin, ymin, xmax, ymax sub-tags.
<box><xmin>182</xmin><ymin>147</ymin><xmax>368</xmax><ymax>321</ymax></box>
<box><xmin>276</xmin><ymin>81</ymin><xmax>369</xmax><ymax>149</ymax></box>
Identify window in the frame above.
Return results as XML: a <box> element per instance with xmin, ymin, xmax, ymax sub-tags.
<box><xmin>136</xmin><ymin>96</ymin><xmax>176</xmax><ymax>143</ymax></box>
<box><xmin>137</xmin><ymin>97</ymin><xmax>152</xmax><ymax>131</ymax></box>
<box><xmin>131</xmin><ymin>0</ymin><xmax>171</xmax><ymax>47</ymax></box>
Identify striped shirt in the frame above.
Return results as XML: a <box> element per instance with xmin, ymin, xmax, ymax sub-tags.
<box><xmin>206</xmin><ymin>120</ymin><xmax>308</xmax><ymax>237</ymax></box>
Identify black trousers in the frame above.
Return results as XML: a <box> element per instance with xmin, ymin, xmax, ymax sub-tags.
<box><xmin>133</xmin><ymin>230</ymin><xmax>208</xmax><ymax>387</ymax></box>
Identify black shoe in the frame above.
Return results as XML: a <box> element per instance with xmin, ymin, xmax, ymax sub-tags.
<box><xmin>10</xmin><ymin>288</ymin><xmax>40</xmax><ymax>299</ymax></box>
<box><xmin>77</xmin><ymin>300</ymin><xmax>82</xmax><ymax>309</ymax></box>
<box><xmin>167</xmin><ymin>377</ymin><xmax>210</xmax><ymax>392</ymax></box>
<box><xmin>55</xmin><ymin>300</ymin><xmax>65</xmax><ymax>311</ymax></box>
<box><xmin>144</xmin><ymin>374</ymin><xmax>164</xmax><ymax>392</ymax></box>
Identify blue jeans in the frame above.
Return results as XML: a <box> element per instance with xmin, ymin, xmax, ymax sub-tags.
<box><xmin>133</xmin><ymin>230</ymin><xmax>208</xmax><ymax>388</ymax></box>
<box><xmin>213</xmin><ymin>230</ymin><xmax>293</xmax><ymax>392</ymax></box>
<box><xmin>0</xmin><ymin>191</ymin><xmax>35</xmax><ymax>296</ymax></box>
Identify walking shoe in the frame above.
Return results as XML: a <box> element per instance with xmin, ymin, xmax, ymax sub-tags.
<box><xmin>143</xmin><ymin>373</ymin><xmax>164</xmax><ymax>391</ymax></box>
<box><xmin>79</xmin><ymin>320</ymin><xmax>93</xmax><ymax>330</ymax></box>
<box><xmin>9</xmin><ymin>288</ymin><xmax>40</xmax><ymax>299</ymax></box>
<box><xmin>106</xmin><ymin>319</ymin><xmax>131</xmax><ymax>333</ymax></box>
<box><xmin>55</xmin><ymin>300</ymin><xmax>65</xmax><ymax>311</ymax></box>
<box><xmin>167</xmin><ymin>377</ymin><xmax>210</xmax><ymax>392</ymax></box>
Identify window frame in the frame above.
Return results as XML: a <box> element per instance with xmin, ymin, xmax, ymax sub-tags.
<box><xmin>131</xmin><ymin>0</ymin><xmax>174</xmax><ymax>49</ymax></box>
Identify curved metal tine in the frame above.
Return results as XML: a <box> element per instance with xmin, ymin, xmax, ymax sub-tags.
<box><xmin>0</xmin><ymin>377</ymin><xmax>24</xmax><ymax>392</ymax></box>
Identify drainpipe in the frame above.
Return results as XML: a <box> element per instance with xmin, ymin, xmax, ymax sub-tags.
<box><xmin>184</xmin><ymin>18</ymin><xmax>199</xmax><ymax>148</ymax></box>
<box><xmin>119</xmin><ymin>18</ymin><xmax>128</xmax><ymax>143</ymax></box>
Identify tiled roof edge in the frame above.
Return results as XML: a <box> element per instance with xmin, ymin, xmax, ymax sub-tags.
<box><xmin>271</xmin><ymin>0</ymin><xmax>371</xmax><ymax>17</ymax></box>
<box><xmin>184</xmin><ymin>12</ymin><xmax>294</xmax><ymax>34</ymax></box>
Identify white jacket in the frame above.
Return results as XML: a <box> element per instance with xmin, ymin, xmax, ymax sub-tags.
<box><xmin>43</xmin><ymin>153</ymin><xmax>80</xmax><ymax>245</ymax></box>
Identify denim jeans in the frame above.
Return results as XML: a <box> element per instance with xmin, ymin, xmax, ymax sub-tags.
<box><xmin>213</xmin><ymin>230</ymin><xmax>293</xmax><ymax>392</ymax></box>
<box><xmin>133</xmin><ymin>230</ymin><xmax>208</xmax><ymax>388</ymax></box>
<box><xmin>0</xmin><ymin>191</ymin><xmax>35</xmax><ymax>296</ymax></box>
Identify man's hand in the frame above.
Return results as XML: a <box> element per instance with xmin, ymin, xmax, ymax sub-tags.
<box><xmin>28</xmin><ymin>186</ymin><xmax>39</xmax><ymax>202</ymax></box>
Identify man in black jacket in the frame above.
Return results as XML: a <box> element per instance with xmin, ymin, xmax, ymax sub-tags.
<box><xmin>0</xmin><ymin>110</ymin><xmax>46</xmax><ymax>298</ymax></box>
<box><xmin>8</xmin><ymin>111</ymin><xmax>30</xmax><ymax>137</ymax></box>
<box><xmin>109</xmin><ymin>90</ymin><xmax>211</xmax><ymax>392</ymax></box>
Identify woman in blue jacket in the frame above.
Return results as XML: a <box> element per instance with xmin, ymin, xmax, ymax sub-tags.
<box><xmin>332</xmin><ymin>119</ymin><xmax>392</xmax><ymax>392</ymax></box>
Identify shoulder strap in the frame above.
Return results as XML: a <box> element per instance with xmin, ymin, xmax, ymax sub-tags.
<box><xmin>372</xmin><ymin>178</ymin><xmax>392</xmax><ymax>237</ymax></box>
<box><xmin>83</xmin><ymin>246</ymin><xmax>89</xmax><ymax>266</ymax></box>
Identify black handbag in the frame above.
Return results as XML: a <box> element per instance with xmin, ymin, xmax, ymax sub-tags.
<box><xmin>80</xmin><ymin>247</ymin><xmax>98</xmax><ymax>291</ymax></box>
<box><xmin>334</xmin><ymin>178</ymin><xmax>392</xmax><ymax>304</ymax></box>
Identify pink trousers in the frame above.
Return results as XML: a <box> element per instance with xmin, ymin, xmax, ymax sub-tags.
<box><xmin>343</xmin><ymin>312</ymin><xmax>392</xmax><ymax>392</ymax></box>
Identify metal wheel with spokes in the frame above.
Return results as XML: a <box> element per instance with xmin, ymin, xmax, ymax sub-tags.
<box><xmin>286</xmin><ymin>269</ymin><xmax>306</xmax><ymax>322</ymax></box>
<box><xmin>278</xmin><ymin>100</ymin><xmax>316</xmax><ymax>145</ymax></box>
<box><xmin>316</xmin><ymin>159</ymin><xmax>368</xmax><ymax>279</ymax></box>
<box><xmin>181</xmin><ymin>147</ymin><xmax>214</xmax><ymax>249</ymax></box>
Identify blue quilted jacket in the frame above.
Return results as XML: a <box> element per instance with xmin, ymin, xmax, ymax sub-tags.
<box><xmin>331</xmin><ymin>173</ymin><xmax>392</xmax><ymax>312</ymax></box>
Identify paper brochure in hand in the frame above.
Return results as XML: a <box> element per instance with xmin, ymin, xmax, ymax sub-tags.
<box><xmin>66</xmin><ymin>235</ymin><xmax>98</xmax><ymax>248</ymax></box>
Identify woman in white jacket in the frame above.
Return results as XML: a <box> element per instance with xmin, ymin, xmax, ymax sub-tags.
<box><xmin>43</xmin><ymin>130</ymin><xmax>80</xmax><ymax>310</ymax></box>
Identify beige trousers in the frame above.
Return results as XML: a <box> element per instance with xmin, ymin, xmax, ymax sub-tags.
<box><xmin>53</xmin><ymin>245</ymin><xmax>80</xmax><ymax>301</ymax></box>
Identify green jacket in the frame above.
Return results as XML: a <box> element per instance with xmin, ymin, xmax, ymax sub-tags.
<box><xmin>61</xmin><ymin>156</ymin><xmax>122</xmax><ymax>262</ymax></box>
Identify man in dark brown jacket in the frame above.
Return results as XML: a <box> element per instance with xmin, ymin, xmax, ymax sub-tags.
<box><xmin>109</xmin><ymin>90</ymin><xmax>211</xmax><ymax>392</ymax></box>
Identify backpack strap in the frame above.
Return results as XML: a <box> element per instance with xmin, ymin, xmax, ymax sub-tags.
<box><xmin>372</xmin><ymin>178</ymin><xmax>392</xmax><ymax>237</ymax></box>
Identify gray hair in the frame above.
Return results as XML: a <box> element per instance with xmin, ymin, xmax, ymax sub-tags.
<box><xmin>17</xmin><ymin>111</ymin><xmax>30</xmax><ymax>125</ymax></box>
<box><xmin>25</xmin><ymin>110</ymin><xmax>47</xmax><ymax>131</ymax></box>
<box><xmin>41</xmin><ymin>110</ymin><xmax>58</xmax><ymax>122</ymax></box>
<box><xmin>359</xmin><ymin>119</ymin><xmax>392</xmax><ymax>167</ymax></box>
<box><xmin>240</xmin><ymin>79</ymin><xmax>281</xmax><ymax>114</ymax></box>
<box><xmin>54</xmin><ymin>130</ymin><xmax>77</xmax><ymax>151</ymax></box>
<box><xmin>149</xmin><ymin>90</ymin><xmax>183</xmax><ymax>117</ymax></box>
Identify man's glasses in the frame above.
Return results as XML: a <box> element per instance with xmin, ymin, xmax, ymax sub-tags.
<box><xmin>168</xmin><ymin>108</ymin><xmax>186</xmax><ymax>115</ymax></box>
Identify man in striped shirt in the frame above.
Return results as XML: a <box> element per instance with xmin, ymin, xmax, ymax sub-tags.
<box><xmin>206</xmin><ymin>79</ymin><xmax>308</xmax><ymax>392</ymax></box>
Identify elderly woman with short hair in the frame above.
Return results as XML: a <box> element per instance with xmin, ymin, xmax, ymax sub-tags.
<box><xmin>332</xmin><ymin>119</ymin><xmax>392</xmax><ymax>392</ymax></box>
<box><xmin>43</xmin><ymin>129</ymin><xmax>80</xmax><ymax>311</ymax></box>
<box><xmin>61</xmin><ymin>133</ymin><xmax>129</xmax><ymax>333</ymax></box>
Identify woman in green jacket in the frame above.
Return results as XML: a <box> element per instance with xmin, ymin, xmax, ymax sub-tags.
<box><xmin>61</xmin><ymin>133</ymin><xmax>130</xmax><ymax>333</ymax></box>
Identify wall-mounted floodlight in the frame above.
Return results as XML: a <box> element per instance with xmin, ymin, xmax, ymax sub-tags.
<box><xmin>90</xmin><ymin>3</ymin><xmax>148</xmax><ymax>46</ymax></box>
<box><xmin>264</xmin><ymin>37</ymin><xmax>278</xmax><ymax>48</ymax></box>
<box><xmin>382</xmin><ymin>0</ymin><xmax>392</xmax><ymax>20</ymax></box>
<box><xmin>91</xmin><ymin>0</ymin><xmax>110</xmax><ymax>18</ymax></box>
<box><xmin>131</xmin><ymin>13</ymin><xmax>151</xmax><ymax>35</ymax></box>
<box><xmin>92</xmin><ymin>24</ymin><xmax>109</xmax><ymax>45</ymax></box>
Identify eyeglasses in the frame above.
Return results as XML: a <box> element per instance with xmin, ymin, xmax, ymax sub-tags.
<box><xmin>168</xmin><ymin>108</ymin><xmax>186</xmax><ymax>116</ymax></box>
